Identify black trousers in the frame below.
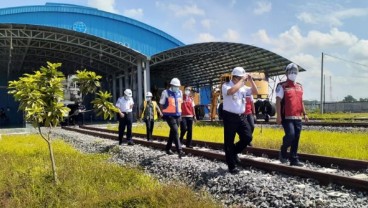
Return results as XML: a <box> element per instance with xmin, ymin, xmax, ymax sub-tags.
<box><xmin>179</xmin><ymin>117</ymin><xmax>193</xmax><ymax>146</ymax></box>
<box><xmin>165</xmin><ymin>116</ymin><xmax>182</xmax><ymax>152</ymax></box>
<box><xmin>246</xmin><ymin>114</ymin><xmax>255</xmax><ymax>133</ymax></box>
<box><xmin>118</xmin><ymin>112</ymin><xmax>133</xmax><ymax>143</ymax></box>
<box><xmin>223</xmin><ymin>110</ymin><xmax>252</xmax><ymax>170</ymax></box>
<box><xmin>281</xmin><ymin>119</ymin><xmax>302</xmax><ymax>162</ymax></box>
<box><xmin>144</xmin><ymin>119</ymin><xmax>154</xmax><ymax>141</ymax></box>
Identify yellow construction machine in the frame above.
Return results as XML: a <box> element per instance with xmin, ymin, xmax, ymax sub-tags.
<box><xmin>210</xmin><ymin>72</ymin><xmax>275</xmax><ymax>122</ymax></box>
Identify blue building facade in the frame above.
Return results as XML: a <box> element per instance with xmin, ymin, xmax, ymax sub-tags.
<box><xmin>0</xmin><ymin>3</ymin><xmax>184</xmax><ymax>56</ymax></box>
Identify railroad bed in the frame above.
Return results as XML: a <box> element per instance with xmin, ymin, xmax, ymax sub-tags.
<box><xmin>55</xmin><ymin>126</ymin><xmax>368</xmax><ymax>207</ymax></box>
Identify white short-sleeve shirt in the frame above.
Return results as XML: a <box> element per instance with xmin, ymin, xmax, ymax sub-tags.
<box><xmin>276</xmin><ymin>84</ymin><xmax>284</xmax><ymax>99</ymax></box>
<box><xmin>115</xmin><ymin>97</ymin><xmax>134</xmax><ymax>112</ymax></box>
<box><xmin>222</xmin><ymin>81</ymin><xmax>251</xmax><ymax>114</ymax></box>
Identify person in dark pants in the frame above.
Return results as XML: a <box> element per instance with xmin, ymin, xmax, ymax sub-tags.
<box><xmin>179</xmin><ymin>86</ymin><xmax>196</xmax><ymax>148</ymax></box>
<box><xmin>116</xmin><ymin>89</ymin><xmax>134</xmax><ymax>145</ymax></box>
<box><xmin>244</xmin><ymin>94</ymin><xmax>256</xmax><ymax>146</ymax></box>
<box><xmin>222</xmin><ymin>67</ymin><xmax>258</xmax><ymax>174</ymax></box>
<box><xmin>140</xmin><ymin>92</ymin><xmax>162</xmax><ymax>141</ymax></box>
<box><xmin>276</xmin><ymin>63</ymin><xmax>309</xmax><ymax>166</ymax></box>
<box><xmin>159</xmin><ymin>78</ymin><xmax>185</xmax><ymax>158</ymax></box>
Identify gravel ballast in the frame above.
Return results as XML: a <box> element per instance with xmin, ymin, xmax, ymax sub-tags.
<box><xmin>52</xmin><ymin>128</ymin><xmax>368</xmax><ymax>208</ymax></box>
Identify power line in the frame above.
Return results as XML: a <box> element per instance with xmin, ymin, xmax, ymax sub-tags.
<box><xmin>324</xmin><ymin>53</ymin><xmax>368</xmax><ymax>68</ymax></box>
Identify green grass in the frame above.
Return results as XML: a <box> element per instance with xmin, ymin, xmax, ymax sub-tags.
<box><xmin>116</xmin><ymin>121</ymin><xmax>368</xmax><ymax>161</ymax></box>
<box><xmin>0</xmin><ymin>134</ymin><xmax>219</xmax><ymax>208</ymax></box>
<box><xmin>308</xmin><ymin>112</ymin><xmax>368</xmax><ymax>121</ymax></box>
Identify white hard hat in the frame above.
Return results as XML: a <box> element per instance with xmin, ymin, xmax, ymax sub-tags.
<box><xmin>231</xmin><ymin>67</ymin><xmax>246</xmax><ymax>77</ymax></box>
<box><xmin>146</xmin><ymin>92</ymin><xmax>153</xmax><ymax>97</ymax></box>
<box><xmin>170</xmin><ymin>78</ymin><xmax>181</xmax><ymax>86</ymax></box>
<box><xmin>124</xmin><ymin>89</ymin><xmax>132</xmax><ymax>97</ymax></box>
<box><xmin>285</xmin><ymin>63</ymin><xmax>298</xmax><ymax>72</ymax></box>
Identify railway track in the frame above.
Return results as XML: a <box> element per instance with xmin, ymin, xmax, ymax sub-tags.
<box><xmin>201</xmin><ymin>120</ymin><xmax>368</xmax><ymax>128</ymax></box>
<box><xmin>62</xmin><ymin>125</ymin><xmax>368</xmax><ymax>192</ymax></box>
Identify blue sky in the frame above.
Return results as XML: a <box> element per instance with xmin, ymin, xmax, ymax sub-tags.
<box><xmin>1</xmin><ymin>0</ymin><xmax>368</xmax><ymax>101</ymax></box>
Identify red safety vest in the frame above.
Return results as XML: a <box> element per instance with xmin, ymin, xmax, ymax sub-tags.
<box><xmin>244</xmin><ymin>96</ymin><xmax>253</xmax><ymax>115</ymax></box>
<box><xmin>181</xmin><ymin>95</ymin><xmax>194</xmax><ymax>116</ymax></box>
<box><xmin>278</xmin><ymin>80</ymin><xmax>304</xmax><ymax>119</ymax></box>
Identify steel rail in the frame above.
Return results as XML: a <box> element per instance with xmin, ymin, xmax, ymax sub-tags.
<box><xmin>62</xmin><ymin>126</ymin><xmax>368</xmax><ymax>192</ymax></box>
<box><xmin>200</xmin><ymin>120</ymin><xmax>368</xmax><ymax>128</ymax></box>
<box><xmin>78</xmin><ymin>125</ymin><xmax>368</xmax><ymax>171</ymax></box>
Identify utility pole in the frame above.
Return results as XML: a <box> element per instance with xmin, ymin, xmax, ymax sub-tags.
<box><xmin>320</xmin><ymin>52</ymin><xmax>324</xmax><ymax>114</ymax></box>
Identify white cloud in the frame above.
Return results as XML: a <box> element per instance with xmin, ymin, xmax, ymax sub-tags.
<box><xmin>88</xmin><ymin>0</ymin><xmax>118</xmax><ymax>13</ymax></box>
<box><xmin>254</xmin><ymin>26</ymin><xmax>359</xmax><ymax>55</ymax></box>
<box><xmin>201</xmin><ymin>19</ymin><xmax>211</xmax><ymax>30</ymax></box>
<box><xmin>252</xmin><ymin>29</ymin><xmax>271</xmax><ymax>44</ymax></box>
<box><xmin>123</xmin><ymin>8</ymin><xmax>143</xmax><ymax>20</ymax></box>
<box><xmin>348</xmin><ymin>40</ymin><xmax>368</xmax><ymax>61</ymax></box>
<box><xmin>183</xmin><ymin>18</ymin><xmax>196</xmax><ymax>30</ymax></box>
<box><xmin>223</xmin><ymin>29</ymin><xmax>240</xmax><ymax>42</ymax></box>
<box><xmin>297</xmin><ymin>8</ymin><xmax>368</xmax><ymax>27</ymax></box>
<box><xmin>156</xmin><ymin>2</ymin><xmax>205</xmax><ymax>17</ymax></box>
<box><xmin>253</xmin><ymin>1</ymin><xmax>272</xmax><ymax>15</ymax></box>
<box><xmin>197</xmin><ymin>33</ymin><xmax>217</xmax><ymax>42</ymax></box>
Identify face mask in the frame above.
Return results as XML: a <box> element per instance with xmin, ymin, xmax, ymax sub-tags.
<box><xmin>184</xmin><ymin>90</ymin><xmax>190</xmax><ymax>95</ymax></box>
<box><xmin>146</xmin><ymin>97</ymin><xmax>151</xmax><ymax>101</ymax></box>
<box><xmin>288</xmin><ymin>74</ymin><xmax>297</xmax><ymax>82</ymax></box>
<box><xmin>171</xmin><ymin>86</ymin><xmax>179</xmax><ymax>92</ymax></box>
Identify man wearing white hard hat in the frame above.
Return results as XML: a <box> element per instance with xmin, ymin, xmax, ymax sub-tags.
<box><xmin>276</xmin><ymin>63</ymin><xmax>309</xmax><ymax>166</ymax></box>
<box><xmin>222</xmin><ymin>67</ymin><xmax>258</xmax><ymax>174</ymax></box>
<box><xmin>140</xmin><ymin>91</ymin><xmax>163</xmax><ymax>141</ymax></box>
<box><xmin>115</xmin><ymin>89</ymin><xmax>134</xmax><ymax>145</ymax></box>
<box><xmin>159</xmin><ymin>77</ymin><xmax>185</xmax><ymax>158</ymax></box>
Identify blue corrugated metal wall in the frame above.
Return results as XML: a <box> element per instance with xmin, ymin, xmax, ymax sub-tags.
<box><xmin>0</xmin><ymin>3</ymin><xmax>184</xmax><ymax>56</ymax></box>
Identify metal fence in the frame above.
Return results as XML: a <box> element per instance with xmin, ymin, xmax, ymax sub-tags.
<box><xmin>304</xmin><ymin>101</ymin><xmax>368</xmax><ymax>113</ymax></box>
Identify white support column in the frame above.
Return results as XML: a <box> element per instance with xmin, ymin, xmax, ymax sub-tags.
<box><xmin>112</xmin><ymin>73</ymin><xmax>117</xmax><ymax>105</ymax></box>
<box><xmin>137</xmin><ymin>59</ymin><xmax>143</xmax><ymax>112</ymax></box>
<box><xmin>119</xmin><ymin>76</ymin><xmax>123</xmax><ymax>97</ymax></box>
<box><xmin>124</xmin><ymin>68</ymin><xmax>129</xmax><ymax>90</ymax></box>
<box><xmin>144</xmin><ymin>59</ymin><xmax>151</xmax><ymax>94</ymax></box>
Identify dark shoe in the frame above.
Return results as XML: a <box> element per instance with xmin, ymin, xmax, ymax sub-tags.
<box><xmin>127</xmin><ymin>140</ymin><xmax>134</xmax><ymax>146</ymax></box>
<box><xmin>166</xmin><ymin>150</ymin><xmax>174</xmax><ymax>155</ymax></box>
<box><xmin>279</xmin><ymin>152</ymin><xmax>288</xmax><ymax>164</ymax></box>
<box><xmin>178</xmin><ymin>151</ymin><xmax>186</xmax><ymax>159</ymax></box>
<box><xmin>118</xmin><ymin>141</ymin><xmax>123</xmax><ymax>145</ymax></box>
<box><xmin>234</xmin><ymin>155</ymin><xmax>241</xmax><ymax>164</ymax></box>
<box><xmin>229</xmin><ymin>167</ymin><xmax>240</xmax><ymax>174</ymax></box>
<box><xmin>186</xmin><ymin>145</ymin><xmax>193</xmax><ymax>148</ymax></box>
<box><xmin>290</xmin><ymin>160</ymin><xmax>304</xmax><ymax>167</ymax></box>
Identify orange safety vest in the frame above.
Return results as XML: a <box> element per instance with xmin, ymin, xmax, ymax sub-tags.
<box><xmin>162</xmin><ymin>90</ymin><xmax>182</xmax><ymax>117</ymax></box>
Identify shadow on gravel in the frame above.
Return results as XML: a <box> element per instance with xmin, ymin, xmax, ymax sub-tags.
<box><xmin>139</xmin><ymin>154</ymin><xmax>167</xmax><ymax>166</ymax></box>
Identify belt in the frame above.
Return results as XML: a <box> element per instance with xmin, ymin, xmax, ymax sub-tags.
<box><xmin>224</xmin><ymin>110</ymin><xmax>245</xmax><ymax>117</ymax></box>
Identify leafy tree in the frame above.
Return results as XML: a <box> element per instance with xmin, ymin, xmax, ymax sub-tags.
<box><xmin>8</xmin><ymin>62</ymin><xmax>69</xmax><ymax>184</ymax></box>
<box><xmin>359</xmin><ymin>98</ymin><xmax>368</xmax><ymax>102</ymax></box>
<box><xmin>74</xmin><ymin>69</ymin><xmax>102</xmax><ymax>97</ymax></box>
<box><xmin>8</xmin><ymin>62</ymin><xmax>119</xmax><ymax>184</ymax></box>
<box><xmin>342</xmin><ymin>95</ymin><xmax>357</xmax><ymax>102</ymax></box>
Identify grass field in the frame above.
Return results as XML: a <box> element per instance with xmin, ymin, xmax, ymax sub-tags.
<box><xmin>0</xmin><ymin>134</ymin><xmax>219</xmax><ymax>208</ymax></box>
<box><xmin>111</xmin><ymin>121</ymin><xmax>368</xmax><ymax>161</ymax></box>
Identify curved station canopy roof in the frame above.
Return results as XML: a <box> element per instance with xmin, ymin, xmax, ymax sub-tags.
<box><xmin>150</xmin><ymin>42</ymin><xmax>305</xmax><ymax>87</ymax></box>
<box><xmin>0</xmin><ymin>24</ymin><xmax>146</xmax><ymax>75</ymax></box>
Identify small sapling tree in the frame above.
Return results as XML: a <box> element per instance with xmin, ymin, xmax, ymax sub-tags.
<box><xmin>8</xmin><ymin>62</ymin><xmax>119</xmax><ymax>184</ymax></box>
